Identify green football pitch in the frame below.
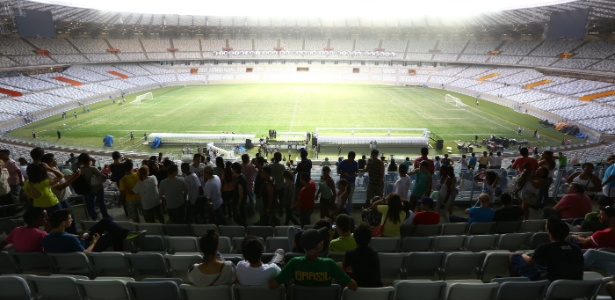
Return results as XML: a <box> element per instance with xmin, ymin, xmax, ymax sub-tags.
<box><xmin>8</xmin><ymin>84</ymin><xmax>580</xmax><ymax>158</ymax></box>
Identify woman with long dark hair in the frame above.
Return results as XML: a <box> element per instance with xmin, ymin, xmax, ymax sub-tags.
<box><xmin>369</xmin><ymin>193</ymin><xmax>406</xmax><ymax>237</ymax></box>
<box><xmin>188</xmin><ymin>229</ymin><xmax>235</xmax><ymax>286</ymax></box>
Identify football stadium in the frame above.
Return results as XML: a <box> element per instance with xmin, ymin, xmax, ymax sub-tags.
<box><xmin>1</xmin><ymin>0</ymin><xmax>615</xmax><ymax>298</ymax></box>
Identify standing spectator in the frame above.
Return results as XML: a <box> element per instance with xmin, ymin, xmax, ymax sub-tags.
<box><xmin>203</xmin><ymin>166</ymin><xmax>226</xmax><ymax>225</ymax></box>
<box><xmin>0</xmin><ymin>149</ymin><xmax>24</xmax><ymax>217</ymax></box>
<box><xmin>297</xmin><ymin>172</ymin><xmax>316</xmax><ymax>227</ymax></box>
<box><xmin>474</xmin><ymin>170</ymin><xmax>499</xmax><ymax>202</ymax></box>
<box><xmin>241</xmin><ymin>154</ymin><xmax>257</xmax><ymax>216</ymax></box>
<box><xmin>159</xmin><ymin>164</ymin><xmax>187</xmax><ymax>224</ymax></box>
<box><xmin>258</xmin><ymin>166</ymin><xmax>277</xmax><ymax>226</ymax></box>
<box><xmin>478</xmin><ymin>151</ymin><xmax>489</xmax><ymax>170</ymax></box>
<box><xmin>332</xmin><ymin>179</ymin><xmax>351</xmax><ymax>217</ymax></box>
<box><xmin>517</xmin><ymin>166</ymin><xmax>549</xmax><ymax>220</ymax></box>
<box><xmin>407</xmin><ymin>161</ymin><xmax>433</xmax><ymax>210</ymax></box>
<box><xmin>269</xmin><ymin>152</ymin><xmax>286</xmax><ymax>216</ymax></box>
<box><xmin>337</xmin><ymin>151</ymin><xmax>358</xmax><ymax>212</ymax></box>
<box><xmin>316</xmin><ymin>166</ymin><xmax>336</xmax><ymax>219</ymax></box>
<box><xmin>414</xmin><ymin>147</ymin><xmax>435</xmax><ymax>175</ymax></box>
<box><xmin>120</xmin><ymin>160</ymin><xmax>141</xmax><ymax>223</ymax></box>
<box><xmin>363</xmin><ymin>149</ymin><xmax>385</xmax><ymax>208</ymax></box>
<box><xmin>78</xmin><ymin>153</ymin><xmax>111</xmax><ymax>221</ymax></box>
<box><xmin>341</xmin><ymin>222</ymin><xmax>383</xmax><ymax>287</ymax></box>
<box><xmin>436</xmin><ymin>165</ymin><xmax>457</xmax><ymax>223</ymax></box>
<box><xmin>510</xmin><ymin>147</ymin><xmax>539</xmax><ymax>173</ymax></box>
<box><xmin>557</xmin><ymin>152</ymin><xmax>567</xmax><ymax>169</ymax></box>
<box><xmin>231</xmin><ymin>162</ymin><xmax>248</xmax><ymax>226</ymax></box>
<box><xmin>392</xmin><ymin>164</ymin><xmax>411</xmax><ymax>200</ymax></box>
<box><xmin>602</xmin><ymin>155</ymin><xmax>615</xmax><ymax>200</ymax></box>
<box><xmin>133</xmin><ymin>166</ymin><xmax>163</xmax><ymax>223</ymax></box>
<box><xmin>41</xmin><ymin>153</ymin><xmax>80</xmax><ymax>233</ymax></box>
<box><xmin>468</xmin><ymin>152</ymin><xmax>477</xmax><ymax>170</ymax></box>
<box><xmin>188</xmin><ymin>229</ymin><xmax>235</xmax><ymax>286</ymax></box>
<box><xmin>182</xmin><ymin>162</ymin><xmax>202</xmax><ymax>223</ymax></box>
<box><xmin>567</xmin><ymin>163</ymin><xmax>603</xmax><ymax>198</ymax></box>
<box><xmin>24</xmin><ymin>163</ymin><xmax>63</xmax><ymax>215</ymax></box>
<box><xmin>221</xmin><ymin>163</ymin><xmax>235</xmax><ymax>219</ymax></box>
<box><xmin>493</xmin><ymin>193</ymin><xmax>523</xmax><ymax>222</ymax></box>
<box><xmin>294</xmin><ymin>149</ymin><xmax>312</xmax><ymax>198</ymax></box>
<box><xmin>281</xmin><ymin>171</ymin><xmax>299</xmax><ymax>226</ymax></box>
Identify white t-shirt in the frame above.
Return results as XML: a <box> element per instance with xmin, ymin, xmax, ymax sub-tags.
<box><xmin>133</xmin><ymin>176</ymin><xmax>160</xmax><ymax>209</ymax></box>
<box><xmin>235</xmin><ymin>261</ymin><xmax>281</xmax><ymax>285</ymax></box>
<box><xmin>183</xmin><ymin>173</ymin><xmax>201</xmax><ymax>205</ymax></box>
<box><xmin>393</xmin><ymin>176</ymin><xmax>411</xmax><ymax>199</ymax></box>
<box><xmin>47</xmin><ymin>168</ymin><xmax>72</xmax><ymax>201</ymax></box>
<box><xmin>203</xmin><ymin>175</ymin><xmax>223</xmax><ymax>210</ymax></box>
<box><xmin>188</xmin><ymin>261</ymin><xmax>235</xmax><ymax>287</ymax></box>
<box><xmin>190</xmin><ymin>163</ymin><xmax>206</xmax><ymax>186</ymax></box>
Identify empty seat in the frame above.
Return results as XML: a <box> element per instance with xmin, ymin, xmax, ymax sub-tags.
<box><xmin>497</xmin><ymin>233</ymin><xmax>530</xmax><ymax>251</ymax></box>
<box><xmin>480</xmin><ymin>252</ymin><xmax>513</xmax><ymax>281</ymax></box>
<box><xmin>467</xmin><ymin>222</ymin><xmax>495</xmax><ymax>235</ymax></box>
<box><xmin>441</xmin><ymin>223</ymin><xmax>467</xmax><ymax>235</ymax></box>
<box><xmin>494</xmin><ymin>221</ymin><xmax>521</xmax><ymax>234</ymax></box>
<box><xmin>136</xmin><ymin>223</ymin><xmax>164</xmax><ymax>235</ymax></box>
<box><xmin>528</xmin><ymin>232</ymin><xmax>550</xmax><ymax>249</ymax></box>
<box><xmin>370</xmin><ymin>237</ymin><xmax>400</xmax><ymax>253</ymax></box>
<box><xmin>464</xmin><ymin>235</ymin><xmax>498</xmax><ymax>252</ymax></box>
<box><xmin>48</xmin><ymin>252</ymin><xmax>94</xmax><ymax>278</ymax></box>
<box><xmin>247</xmin><ymin>226</ymin><xmax>274</xmax><ymax>240</ymax></box>
<box><xmin>379</xmin><ymin>253</ymin><xmax>406</xmax><ymax>285</ymax></box>
<box><xmin>165</xmin><ymin>236</ymin><xmax>199</xmax><ymax>253</ymax></box>
<box><xmin>266</xmin><ymin>236</ymin><xmax>291</xmax><ymax>252</ymax></box>
<box><xmin>433</xmin><ymin>236</ymin><xmax>466</xmax><ymax>252</ymax></box>
<box><xmin>234</xmin><ymin>284</ymin><xmax>285</xmax><ymax>300</ymax></box>
<box><xmin>494</xmin><ymin>280</ymin><xmax>549</xmax><ymax>300</ymax></box>
<box><xmin>403</xmin><ymin>252</ymin><xmax>445</xmax><ymax>279</ymax></box>
<box><xmin>219</xmin><ymin>225</ymin><xmax>246</xmax><ymax>238</ymax></box>
<box><xmin>28</xmin><ymin>275</ymin><xmax>82</xmax><ymax>300</ymax></box>
<box><xmin>446</xmin><ymin>282</ymin><xmax>499</xmax><ymax>300</ymax></box>
<box><xmin>0</xmin><ymin>251</ymin><xmax>19</xmax><ymax>274</ymax></box>
<box><xmin>273</xmin><ymin>226</ymin><xmax>293</xmax><ymax>237</ymax></box>
<box><xmin>438</xmin><ymin>252</ymin><xmax>486</xmax><ymax>280</ymax></box>
<box><xmin>88</xmin><ymin>252</ymin><xmax>132</xmax><ymax>277</ymax></box>
<box><xmin>342</xmin><ymin>286</ymin><xmax>395</xmax><ymax>300</ymax></box>
<box><xmin>544</xmin><ymin>279</ymin><xmax>602</xmax><ymax>300</ymax></box>
<box><xmin>164</xmin><ymin>254</ymin><xmax>202</xmax><ymax>282</ymax></box>
<box><xmin>393</xmin><ymin>280</ymin><xmax>446</xmax><ymax>300</ymax></box>
<box><xmin>115</xmin><ymin>221</ymin><xmax>135</xmax><ymax>231</ymax></box>
<box><xmin>191</xmin><ymin>224</ymin><xmax>218</xmax><ymax>236</ymax></box>
<box><xmin>401</xmin><ymin>237</ymin><xmax>434</xmax><ymax>252</ymax></box>
<box><xmin>11</xmin><ymin>252</ymin><xmax>53</xmax><ymax>275</ymax></box>
<box><xmin>0</xmin><ymin>275</ymin><xmax>31</xmax><ymax>300</ymax></box>
<box><xmin>291</xmin><ymin>284</ymin><xmax>340</xmax><ymax>300</ymax></box>
<box><xmin>126</xmin><ymin>252</ymin><xmax>170</xmax><ymax>279</ymax></box>
<box><xmin>218</xmin><ymin>236</ymin><xmax>233</xmax><ymax>253</ymax></box>
<box><xmin>127</xmin><ymin>281</ymin><xmax>182</xmax><ymax>300</ymax></box>
<box><xmin>77</xmin><ymin>278</ymin><xmax>131</xmax><ymax>300</ymax></box>
<box><xmin>520</xmin><ymin>220</ymin><xmax>545</xmax><ymax>233</ymax></box>
<box><xmin>136</xmin><ymin>235</ymin><xmax>167</xmax><ymax>252</ymax></box>
<box><xmin>412</xmin><ymin>225</ymin><xmax>441</xmax><ymax>237</ymax></box>
<box><xmin>164</xmin><ymin>224</ymin><xmax>192</xmax><ymax>236</ymax></box>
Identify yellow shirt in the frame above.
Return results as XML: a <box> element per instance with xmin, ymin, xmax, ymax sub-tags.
<box><xmin>119</xmin><ymin>172</ymin><xmax>141</xmax><ymax>202</ymax></box>
<box><xmin>377</xmin><ymin>205</ymin><xmax>406</xmax><ymax>237</ymax></box>
<box><xmin>25</xmin><ymin>179</ymin><xmax>60</xmax><ymax>208</ymax></box>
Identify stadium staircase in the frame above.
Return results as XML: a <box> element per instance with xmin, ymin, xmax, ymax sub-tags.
<box><xmin>108</xmin><ymin>70</ymin><xmax>129</xmax><ymax>79</ymax></box>
<box><xmin>579</xmin><ymin>90</ymin><xmax>615</xmax><ymax>101</ymax></box>
<box><xmin>523</xmin><ymin>79</ymin><xmax>552</xmax><ymax>89</ymax></box>
<box><xmin>65</xmin><ymin>38</ymin><xmax>84</xmax><ymax>54</ymax></box>
<box><xmin>169</xmin><ymin>38</ymin><xmax>176</xmax><ymax>60</ymax></box>
<box><xmin>477</xmin><ymin>73</ymin><xmax>499</xmax><ymax>82</ymax></box>
<box><xmin>526</xmin><ymin>40</ymin><xmax>545</xmax><ymax>56</ymax></box>
<box><xmin>0</xmin><ymin>87</ymin><xmax>22</xmax><ymax>97</ymax></box>
<box><xmin>53</xmin><ymin>76</ymin><xmax>82</xmax><ymax>86</ymax></box>
<box><xmin>21</xmin><ymin>38</ymin><xmax>58</xmax><ymax>65</ymax></box>
<box><xmin>456</xmin><ymin>40</ymin><xmax>471</xmax><ymax>61</ymax></box>
<box><xmin>104</xmin><ymin>38</ymin><xmax>122</xmax><ymax>61</ymax></box>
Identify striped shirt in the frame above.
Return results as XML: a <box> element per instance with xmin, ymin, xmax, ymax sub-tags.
<box><xmin>366</xmin><ymin>158</ymin><xmax>383</xmax><ymax>186</ymax></box>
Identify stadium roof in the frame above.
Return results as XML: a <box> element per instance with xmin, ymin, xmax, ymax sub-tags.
<box><xmin>1</xmin><ymin>0</ymin><xmax>615</xmax><ymax>35</ymax></box>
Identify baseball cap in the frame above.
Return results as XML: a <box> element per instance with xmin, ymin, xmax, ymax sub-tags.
<box><xmin>301</xmin><ymin>229</ymin><xmax>324</xmax><ymax>250</ymax></box>
<box><xmin>419</xmin><ymin>197</ymin><xmax>435</xmax><ymax>208</ymax></box>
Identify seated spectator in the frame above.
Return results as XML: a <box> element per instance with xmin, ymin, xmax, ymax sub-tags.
<box><xmin>0</xmin><ymin>207</ymin><xmax>47</xmax><ymax>252</ymax></box>
<box><xmin>543</xmin><ymin>183</ymin><xmax>592</xmax><ymax>220</ymax></box>
<box><xmin>236</xmin><ymin>236</ymin><xmax>283</xmax><ymax>285</ymax></box>
<box><xmin>494</xmin><ymin>193</ymin><xmax>523</xmax><ymax>222</ymax></box>
<box><xmin>329</xmin><ymin>214</ymin><xmax>356</xmax><ymax>253</ymax></box>
<box><xmin>43</xmin><ymin>209</ymin><xmax>145</xmax><ymax>253</ymax></box>
<box><xmin>466</xmin><ymin>194</ymin><xmax>495</xmax><ymax>224</ymax></box>
<box><xmin>269</xmin><ymin>229</ymin><xmax>357</xmax><ymax>290</ymax></box>
<box><xmin>342</xmin><ymin>222</ymin><xmax>382</xmax><ymax>287</ymax></box>
<box><xmin>412</xmin><ymin>197</ymin><xmax>440</xmax><ymax>225</ymax></box>
<box><xmin>570</xmin><ymin>206</ymin><xmax>615</xmax><ymax>249</ymax></box>
<box><xmin>370</xmin><ymin>194</ymin><xmax>406</xmax><ymax>237</ymax></box>
<box><xmin>188</xmin><ymin>229</ymin><xmax>235</xmax><ymax>286</ymax></box>
<box><xmin>580</xmin><ymin>196</ymin><xmax>613</xmax><ymax>232</ymax></box>
<box><xmin>509</xmin><ymin>217</ymin><xmax>583</xmax><ymax>281</ymax></box>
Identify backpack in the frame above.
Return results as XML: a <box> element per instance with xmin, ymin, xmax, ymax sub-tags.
<box><xmin>72</xmin><ymin>174</ymin><xmax>91</xmax><ymax>195</ymax></box>
<box><xmin>0</xmin><ymin>167</ymin><xmax>10</xmax><ymax>196</ymax></box>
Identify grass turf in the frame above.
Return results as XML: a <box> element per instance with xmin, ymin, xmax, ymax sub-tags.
<box><xmin>7</xmin><ymin>84</ymin><xmax>581</xmax><ymax>158</ymax></box>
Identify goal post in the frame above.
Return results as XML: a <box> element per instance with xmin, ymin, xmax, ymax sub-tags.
<box><xmin>131</xmin><ymin>92</ymin><xmax>153</xmax><ymax>104</ymax></box>
<box><xmin>445</xmin><ymin>94</ymin><xmax>466</xmax><ymax>107</ymax></box>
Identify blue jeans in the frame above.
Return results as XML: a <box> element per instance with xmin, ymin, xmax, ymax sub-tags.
<box><xmin>85</xmin><ymin>189</ymin><xmax>110</xmax><ymax>221</ymax></box>
<box><xmin>510</xmin><ymin>253</ymin><xmax>547</xmax><ymax>280</ymax></box>
<box><xmin>584</xmin><ymin>249</ymin><xmax>615</xmax><ymax>275</ymax></box>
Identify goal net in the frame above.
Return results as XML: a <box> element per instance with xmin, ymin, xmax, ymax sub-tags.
<box><xmin>445</xmin><ymin>94</ymin><xmax>466</xmax><ymax>107</ymax></box>
<box><xmin>131</xmin><ymin>92</ymin><xmax>153</xmax><ymax>104</ymax></box>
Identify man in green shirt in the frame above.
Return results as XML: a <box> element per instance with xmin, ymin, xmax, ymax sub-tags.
<box><xmin>558</xmin><ymin>152</ymin><xmax>567</xmax><ymax>169</ymax></box>
<box><xmin>270</xmin><ymin>229</ymin><xmax>358</xmax><ymax>290</ymax></box>
<box><xmin>329</xmin><ymin>214</ymin><xmax>356</xmax><ymax>253</ymax></box>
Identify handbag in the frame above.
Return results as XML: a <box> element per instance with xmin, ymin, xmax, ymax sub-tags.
<box><xmin>371</xmin><ymin>213</ymin><xmax>389</xmax><ymax>237</ymax></box>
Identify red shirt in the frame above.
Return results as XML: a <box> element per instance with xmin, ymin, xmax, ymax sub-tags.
<box><xmin>590</xmin><ymin>228</ymin><xmax>615</xmax><ymax>249</ymax></box>
<box><xmin>414</xmin><ymin>156</ymin><xmax>435</xmax><ymax>175</ymax></box>
<box><xmin>299</xmin><ymin>180</ymin><xmax>316</xmax><ymax>211</ymax></box>
<box><xmin>413</xmin><ymin>211</ymin><xmax>441</xmax><ymax>225</ymax></box>
<box><xmin>512</xmin><ymin>156</ymin><xmax>539</xmax><ymax>173</ymax></box>
<box><xmin>555</xmin><ymin>193</ymin><xmax>592</xmax><ymax>219</ymax></box>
